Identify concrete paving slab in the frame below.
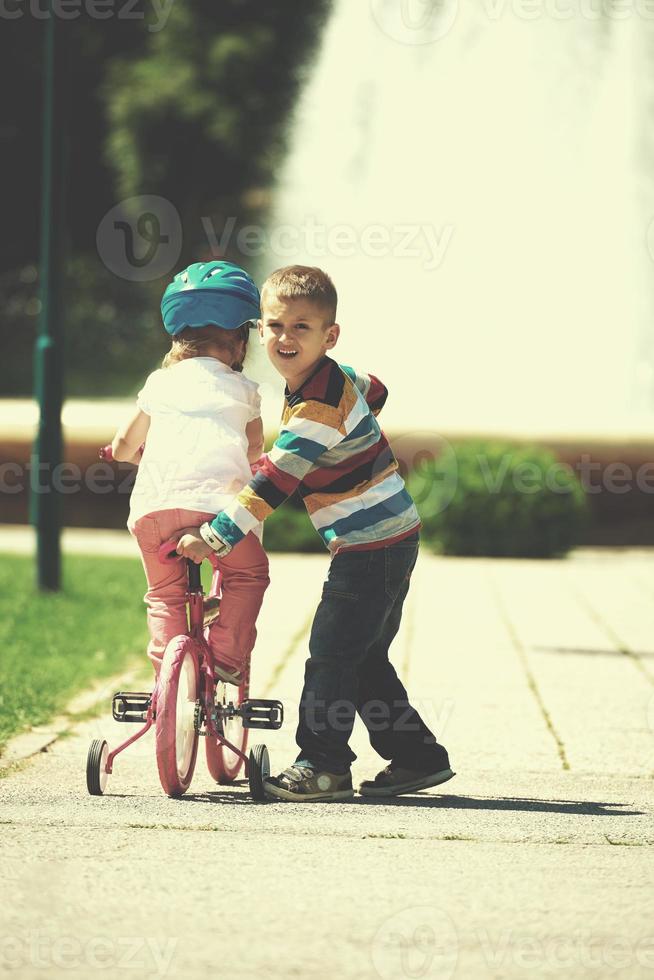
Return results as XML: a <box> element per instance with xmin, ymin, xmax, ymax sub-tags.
<box><xmin>407</xmin><ymin>557</ymin><xmax>563</xmax><ymax>776</ymax></box>
<box><xmin>2</xmin><ymin>550</ymin><xmax>654</xmax><ymax>980</ymax></box>
<box><xmin>488</xmin><ymin>560</ymin><xmax>654</xmax><ymax>776</ymax></box>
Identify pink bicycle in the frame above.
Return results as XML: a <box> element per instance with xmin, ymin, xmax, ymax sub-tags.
<box><xmin>86</xmin><ymin>446</ymin><xmax>282</xmax><ymax>800</ymax></box>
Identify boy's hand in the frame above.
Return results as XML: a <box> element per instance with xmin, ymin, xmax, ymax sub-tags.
<box><xmin>176</xmin><ymin>530</ymin><xmax>213</xmax><ymax>564</ymax></box>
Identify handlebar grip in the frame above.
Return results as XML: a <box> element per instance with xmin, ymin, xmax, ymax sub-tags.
<box><xmin>250</xmin><ymin>453</ymin><xmax>268</xmax><ymax>476</ymax></box>
<box><xmin>98</xmin><ymin>443</ymin><xmax>144</xmax><ymax>462</ymax></box>
<box><xmin>158</xmin><ymin>540</ymin><xmax>183</xmax><ymax>565</ymax></box>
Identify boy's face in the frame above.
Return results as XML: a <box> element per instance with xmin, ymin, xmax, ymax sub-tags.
<box><xmin>258</xmin><ymin>296</ymin><xmax>340</xmax><ymax>392</ymax></box>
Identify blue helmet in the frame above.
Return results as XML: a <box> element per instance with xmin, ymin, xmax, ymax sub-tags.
<box><xmin>161</xmin><ymin>261</ymin><xmax>261</xmax><ymax>336</ymax></box>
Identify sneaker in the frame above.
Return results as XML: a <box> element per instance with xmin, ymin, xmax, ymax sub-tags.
<box><xmin>213</xmin><ymin>663</ymin><xmax>243</xmax><ymax>686</ymax></box>
<box><xmin>358</xmin><ymin>759</ymin><xmax>455</xmax><ymax>797</ymax></box>
<box><xmin>264</xmin><ymin>764</ymin><xmax>355</xmax><ymax>802</ymax></box>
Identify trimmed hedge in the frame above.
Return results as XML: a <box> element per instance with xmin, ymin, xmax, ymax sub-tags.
<box><xmin>262</xmin><ymin>441</ymin><xmax>588</xmax><ymax>557</ymax></box>
<box><xmin>407</xmin><ymin>440</ymin><xmax>589</xmax><ymax>558</ymax></box>
<box><xmin>264</xmin><ymin>502</ymin><xmax>325</xmax><ymax>554</ymax></box>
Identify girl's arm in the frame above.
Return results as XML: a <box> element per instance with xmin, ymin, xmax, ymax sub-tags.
<box><xmin>112</xmin><ymin>410</ymin><xmax>150</xmax><ymax>464</ymax></box>
<box><xmin>245</xmin><ymin>417</ymin><xmax>264</xmax><ymax>464</ymax></box>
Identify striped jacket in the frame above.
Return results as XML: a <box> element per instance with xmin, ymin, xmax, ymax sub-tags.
<box><xmin>209</xmin><ymin>355</ymin><xmax>421</xmax><ymax>554</ymax></box>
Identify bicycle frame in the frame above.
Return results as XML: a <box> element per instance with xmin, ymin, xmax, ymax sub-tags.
<box><xmin>105</xmin><ymin>548</ymin><xmax>249</xmax><ymax>775</ymax></box>
<box><xmin>184</xmin><ymin>554</ymin><xmax>251</xmax><ymax>763</ymax></box>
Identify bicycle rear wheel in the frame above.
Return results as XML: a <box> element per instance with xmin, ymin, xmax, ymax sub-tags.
<box><xmin>205</xmin><ymin>670</ymin><xmax>249</xmax><ymax>784</ymax></box>
<box><xmin>155</xmin><ymin>635</ymin><xmax>200</xmax><ymax>797</ymax></box>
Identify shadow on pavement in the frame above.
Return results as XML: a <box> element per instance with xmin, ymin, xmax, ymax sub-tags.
<box><xmin>172</xmin><ymin>791</ymin><xmax>644</xmax><ymax>816</ymax></box>
<box><xmin>534</xmin><ymin>644</ymin><xmax>654</xmax><ymax>658</ymax></box>
<box><xmin>355</xmin><ymin>795</ymin><xmax>645</xmax><ymax>816</ymax></box>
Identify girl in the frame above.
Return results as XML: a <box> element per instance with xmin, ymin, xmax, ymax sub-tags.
<box><xmin>111</xmin><ymin>261</ymin><xmax>270</xmax><ymax>685</ymax></box>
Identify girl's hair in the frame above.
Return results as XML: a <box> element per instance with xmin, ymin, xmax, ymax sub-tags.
<box><xmin>162</xmin><ymin>323</ymin><xmax>251</xmax><ymax>372</ymax></box>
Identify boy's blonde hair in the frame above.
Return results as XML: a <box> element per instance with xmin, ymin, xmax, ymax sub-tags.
<box><xmin>163</xmin><ymin>323</ymin><xmax>250</xmax><ymax>372</ymax></box>
<box><xmin>261</xmin><ymin>266</ymin><xmax>337</xmax><ymax>324</ymax></box>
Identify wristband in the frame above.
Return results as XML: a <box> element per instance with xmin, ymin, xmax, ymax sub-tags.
<box><xmin>199</xmin><ymin>522</ymin><xmax>232</xmax><ymax>557</ymax></box>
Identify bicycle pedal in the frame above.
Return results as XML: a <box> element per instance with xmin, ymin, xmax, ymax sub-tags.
<box><xmin>239</xmin><ymin>698</ymin><xmax>284</xmax><ymax>730</ymax></box>
<box><xmin>112</xmin><ymin>692</ymin><xmax>152</xmax><ymax>723</ymax></box>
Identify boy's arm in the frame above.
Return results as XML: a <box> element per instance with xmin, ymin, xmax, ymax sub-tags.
<box><xmin>112</xmin><ymin>409</ymin><xmax>150</xmax><ymax>463</ymax></box>
<box><xmin>339</xmin><ymin>364</ymin><xmax>388</xmax><ymax>416</ymax></box>
<box><xmin>202</xmin><ymin>400</ymin><xmax>348</xmax><ymax>552</ymax></box>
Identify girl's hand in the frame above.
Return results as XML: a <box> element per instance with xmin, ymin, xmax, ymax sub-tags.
<box><xmin>250</xmin><ymin>453</ymin><xmax>268</xmax><ymax>476</ymax></box>
<box><xmin>176</xmin><ymin>531</ymin><xmax>213</xmax><ymax>564</ymax></box>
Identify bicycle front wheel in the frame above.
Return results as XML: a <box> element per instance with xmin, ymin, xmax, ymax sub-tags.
<box><xmin>155</xmin><ymin>635</ymin><xmax>200</xmax><ymax>797</ymax></box>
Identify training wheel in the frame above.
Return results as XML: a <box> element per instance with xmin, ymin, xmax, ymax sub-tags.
<box><xmin>86</xmin><ymin>739</ymin><xmax>109</xmax><ymax>796</ymax></box>
<box><xmin>248</xmin><ymin>744</ymin><xmax>270</xmax><ymax>801</ymax></box>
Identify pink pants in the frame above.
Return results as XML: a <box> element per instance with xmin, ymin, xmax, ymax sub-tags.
<box><xmin>130</xmin><ymin>508</ymin><xmax>270</xmax><ymax>678</ymax></box>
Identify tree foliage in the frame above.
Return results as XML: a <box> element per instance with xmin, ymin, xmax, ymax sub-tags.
<box><xmin>104</xmin><ymin>0</ymin><xmax>331</xmax><ymax>249</ymax></box>
<box><xmin>0</xmin><ymin>0</ymin><xmax>332</xmax><ymax>395</ymax></box>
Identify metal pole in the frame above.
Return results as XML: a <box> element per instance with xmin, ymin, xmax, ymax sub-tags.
<box><xmin>32</xmin><ymin>5</ymin><xmax>68</xmax><ymax>591</ymax></box>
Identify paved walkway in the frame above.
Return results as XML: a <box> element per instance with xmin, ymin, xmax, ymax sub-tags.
<box><xmin>1</xmin><ymin>548</ymin><xmax>653</xmax><ymax>979</ymax></box>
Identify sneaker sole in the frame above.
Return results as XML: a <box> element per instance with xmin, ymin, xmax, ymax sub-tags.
<box><xmin>263</xmin><ymin>780</ymin><xmax>355</xmax><ymax>803</ymax></box>
<box><xmin>358</xmin><ymin>767</ymin><xmax>456</xmax><ymax>797</ymax></box>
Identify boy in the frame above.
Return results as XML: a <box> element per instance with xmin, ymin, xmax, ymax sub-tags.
<box><xmin>177</xmin><ymin>265</ymin><xmax>454</xmax><ymax>801</ymax></box>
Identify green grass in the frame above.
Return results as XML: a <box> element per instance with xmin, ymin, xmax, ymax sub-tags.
<box><xmin>0</xmin><ymin>553</ymin><xmax>149</xmax><ymax>752</ymax></box>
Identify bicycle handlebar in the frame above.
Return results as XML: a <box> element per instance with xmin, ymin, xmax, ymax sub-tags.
<box><xmin>158</xmin><ymin>538</ymin><xmax>204</xmax><ymax>593</ymax></box>
<box><xmin>158</xmin><ymin>540</ymin><xmax>183</xmax><ymax>565</ymax></box>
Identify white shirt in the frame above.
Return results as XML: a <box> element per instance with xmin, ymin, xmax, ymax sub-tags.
<box><xmin>127</xmin><ymin>357</ymin><xmax>261</xmax><ymax>529</ymax></box>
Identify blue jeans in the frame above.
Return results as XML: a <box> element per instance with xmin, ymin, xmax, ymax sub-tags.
<box><xmin>294</xmin><ymin>532</ymin><xmax>443</xmax><ymax>773</ymax></box>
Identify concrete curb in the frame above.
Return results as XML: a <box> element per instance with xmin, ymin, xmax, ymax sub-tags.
<box><xmin>0</xmin><ymin>524</ymin><xmax>140</xmax><ymax>558</ymax></box>
<box><xmin>0</xmin><ymin>664</ymin><xmax>149</xmax><ymax>770</ymax></box>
